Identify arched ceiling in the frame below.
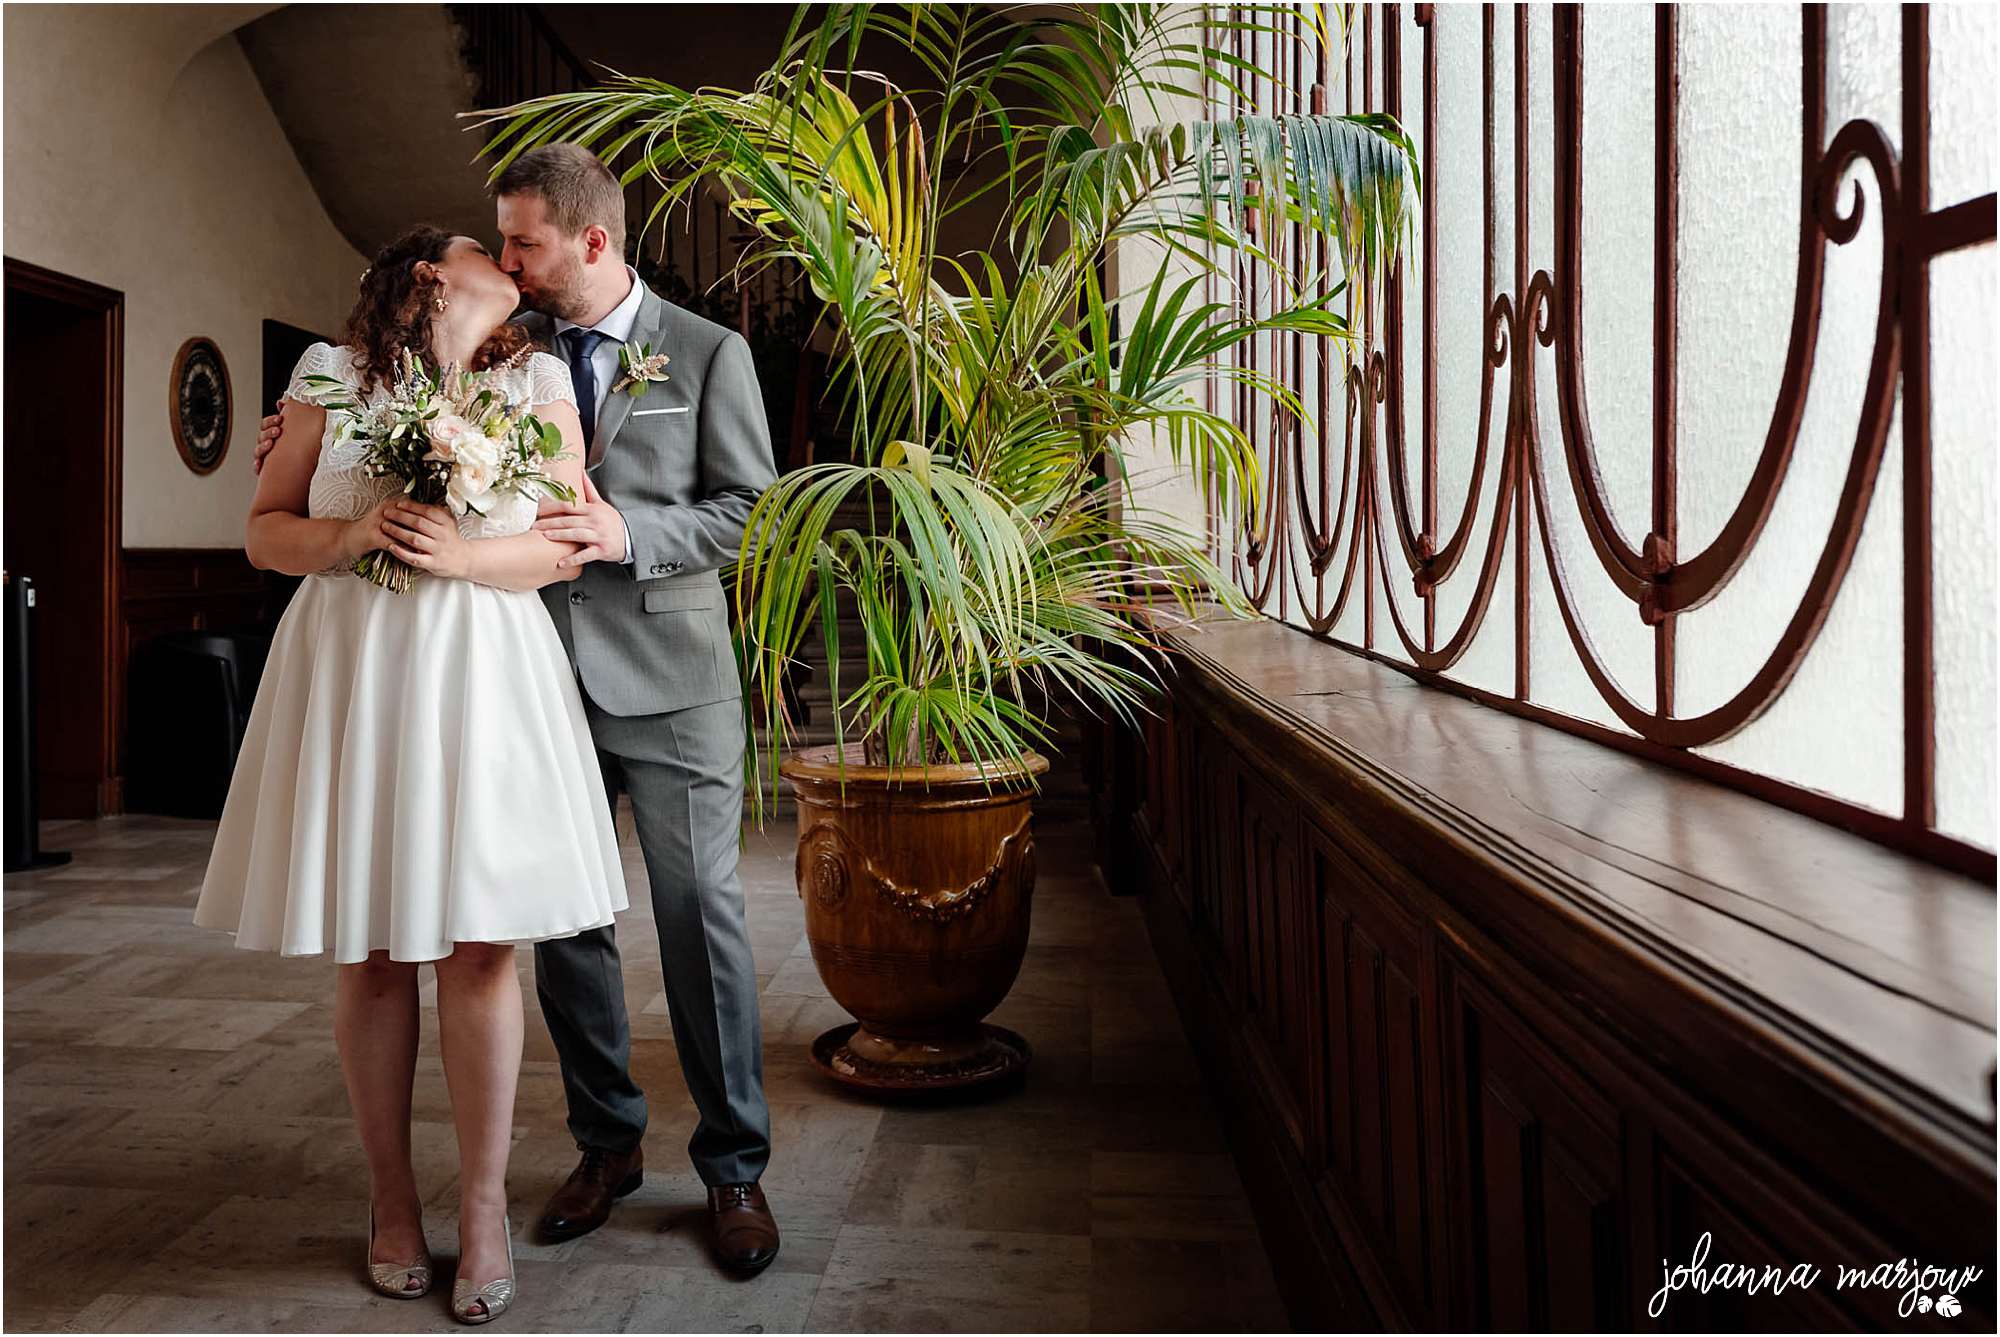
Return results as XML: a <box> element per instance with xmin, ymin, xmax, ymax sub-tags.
<box><xmin>235</xmin><ymin>4</ymin><xmax>499</xmax><ymax>259</ymax></box>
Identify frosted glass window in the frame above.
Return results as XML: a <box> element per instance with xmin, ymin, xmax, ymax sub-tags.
<box><xmin>1165</xmin><ymin>1</ymin><xmax>1993</xmax><ymax>856</ymax></box>
<box><xmin>1676</xmin><ymin>3</ymin><xmax>1891</xmax><ymax>725</ymax></box>
<box><xmin>1931</xmin><ymin>4</ymin><xmax>1999</xmax><ymax>210</ymax></box>
<box><xmin>1575</xmin><ymin>0</ymin><xmax>1653</xmax><ymax>543</ymax></box>
<box><xmin>1532</xmin><ymin>1</ymin><xmax>1651</xmax><ymax>723</ymax></box>
<box><xmin>1674</xmin><ymin>4</ymin><xmax>1801</xmax><ymax>558</ymax></box>
<box><xmin>1696</xmin><ymin>408</ymin><xmax>1905</xmax><ymax>819</ymax></box>
<box><xmin>1932</xmin><ymin>250</ymin><xmax>1997</xmax><ymax>846</ymax></box>
<box><xmin>1425</xmin><ymin>2</ymin><xmax>1514</xmax><ymax>696</ymax></box>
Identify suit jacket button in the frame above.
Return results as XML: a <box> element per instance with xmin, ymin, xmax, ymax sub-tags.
<box><xmin>651</xmin><ymin>563</ymin><xmax>667</xmax><ymax>575</ymax></box>
<box><xmin>667</xmin><ymin>562</ymin><xmax>682</xmax><ymax>572</ymax></box>
<box><xmin>568</xmin><ymin>591</ymin><xmax>587</xmax><ymax>605</ymax></box>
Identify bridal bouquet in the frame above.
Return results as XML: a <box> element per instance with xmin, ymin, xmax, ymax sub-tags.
<box><xmin>302</xmin><ymin>348</ymin><xmax>578</xmax><ymax>592</ymax></box>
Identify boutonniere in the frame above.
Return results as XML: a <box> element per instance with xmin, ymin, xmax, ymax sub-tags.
<box><xmin>611</xmin><ymin>341</ymin><xmax>672</xmax><ymax>398</ymax></box>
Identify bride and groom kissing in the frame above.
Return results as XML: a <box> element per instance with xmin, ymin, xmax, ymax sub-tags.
<box><xmin>192</xmin><ymin>142</ymin><xmax>780</xmax><ymax>1323</ymax></box>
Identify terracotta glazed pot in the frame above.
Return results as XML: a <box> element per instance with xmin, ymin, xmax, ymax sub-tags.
<box><xmin>780</xmin><ymin>742</ymin><xmax>1050</xmax><ymax>1091</ymax></box>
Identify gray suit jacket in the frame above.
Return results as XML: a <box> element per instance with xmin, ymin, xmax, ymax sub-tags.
<box><xmin>520</xmin><ymin>285</ymin><xmax>777</xmax><ymax>718</ymax></box>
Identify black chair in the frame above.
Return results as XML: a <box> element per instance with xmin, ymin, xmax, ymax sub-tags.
<box><xmin>125</xmin><ymin>629</ymin><xmax>272</xmax><ymax>819</ymax></box>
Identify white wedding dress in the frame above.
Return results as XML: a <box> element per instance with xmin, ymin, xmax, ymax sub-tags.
<box><xmin>193</xmin><ymin>343</ymin><xmax>628</xmax><ymax>963</ymax></box>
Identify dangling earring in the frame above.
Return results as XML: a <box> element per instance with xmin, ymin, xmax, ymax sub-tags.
<box><xmin>433</xmin><ymin>293</ymin><xmax>449</xmax><ymax>313</ymax></box>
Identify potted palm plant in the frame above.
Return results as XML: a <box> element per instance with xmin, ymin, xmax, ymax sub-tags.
<box><xmin>483</xmin><ymin>3</ymin><xmax>1416</xmax><ymax>1089</ymax></box>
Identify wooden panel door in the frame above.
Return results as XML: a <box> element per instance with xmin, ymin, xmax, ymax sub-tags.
<box><xmin>4</xmin><ymin>259</ymin><xmax>123</xmax><ymax>817</ymax></box>
<box><xmin>1236</xmin><ymin>762</ymin><xmax>1311</xmax><ymax>1155</ymax></box>
<box><xmin>1136</xmin><ymin>697</ymin><xmax>1191</xmax><ymax>916</ymax></box>
<box><xmin>1444</xmin><ymin>957</ymin><xmax>1627</xmax><ymax>1330</ymax></box>
<box><xmin>1641</xmin><ymin>1127</ymin><xmax>1996</xmax><ymax>1330</ymax></box>
<box><xmin>1186</xmin><ymin>727</ymin><xmax>1233</xmax><ymax>979</ymax></box>
<box><xmin>1645</xmin><ymin>1147</ymin><xmax>1860</xmax><ymax>1331</ymax></box>
<box><xmin>1312</xmin><ymin>825</ymin><xmax>1445</xmax><ymax>1326</ymax></box>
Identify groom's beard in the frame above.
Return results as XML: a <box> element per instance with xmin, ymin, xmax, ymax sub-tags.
<box><xmin>523</xmin><ymin>255</ymin><xmax>592</xmax><ymax>322</ymax></box>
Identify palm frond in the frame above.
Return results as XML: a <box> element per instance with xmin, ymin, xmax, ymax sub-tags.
<box><xmin>470</xmin><ymin>4</ymin><xmax>1418</xmax><ymax>811</ymax></box>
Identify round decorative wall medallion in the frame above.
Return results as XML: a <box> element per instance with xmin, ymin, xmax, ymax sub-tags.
<box><xmin>170</xmin><ymin>337</ymin><xmax>231</xmax><ymax>475</ymax></box>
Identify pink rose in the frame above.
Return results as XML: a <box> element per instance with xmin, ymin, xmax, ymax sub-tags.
<box><xmin>426</xmin><ymin>413</ymin><xmax>476</xmax><ymax>462</ymax></box>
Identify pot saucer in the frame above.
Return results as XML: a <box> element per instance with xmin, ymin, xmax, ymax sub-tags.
<box><xmin>810</xmin><ymin>1022</ymin><xmax>1031</xmax><ymax>1091</ymax></box>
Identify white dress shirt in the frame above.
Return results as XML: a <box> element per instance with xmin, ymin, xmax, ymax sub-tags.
<box><xmin>553</xmin><ymin>265</ymin><xmax>647</xmax><ymax>565</ymax></box>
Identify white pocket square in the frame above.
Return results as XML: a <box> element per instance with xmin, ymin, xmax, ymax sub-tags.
<box><xmin>632</xmin><ymin>406</ymin><xmax>689</xmax><ymax>417</ymax></box>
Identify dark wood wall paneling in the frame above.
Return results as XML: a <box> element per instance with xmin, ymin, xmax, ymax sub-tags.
<box><xmin>121</xmin><ymin>549</ymin><xmax>269</xmax><ymax>644</ymax></box>
<box><xmin>117</xmin><ymin>549</ymin><xmax>276</xmax><ymax>779</ymax></box>
<box><xmin>1100</xmin><ymin>618</ymin><xmax>1996</xmax><ymax>1332</ymax></box>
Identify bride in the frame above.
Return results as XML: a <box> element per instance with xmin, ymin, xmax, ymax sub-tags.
<box><xmin>193</xmin><ymin>225</ymin><xmax>627</xmax><ymax>1324</ymax></box>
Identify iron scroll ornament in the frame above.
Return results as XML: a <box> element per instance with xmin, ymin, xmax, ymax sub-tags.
<box><xmin>170</xmin><ymin>337</ymin><xmax>231</xmax><ymax>476</ymax></box>
<box><xmin>1236</xmin><ymin>5</ymin><xmax>1897</xmax><ymax>742</ymax></box>
<box><xmin>1206</xmin><ymin>3</ymin><xmax>1996</xmax><ymax>875</ymax></box>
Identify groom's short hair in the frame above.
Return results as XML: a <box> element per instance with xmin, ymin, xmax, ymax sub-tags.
<box><xmin>493</xmin><ymin>143</ymin><xmax>626</xmax><ymax>257</ymax></box>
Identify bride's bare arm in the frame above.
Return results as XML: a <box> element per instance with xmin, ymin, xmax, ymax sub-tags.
<box><xmin>246</xmin><ymin>401</ymin><xmax>394</xmax><ymax>575</ymax></box>
<box><xmin>382</xmin><ymin>399</ymin><xmax>590</xmax><ymax>593</ymax></box>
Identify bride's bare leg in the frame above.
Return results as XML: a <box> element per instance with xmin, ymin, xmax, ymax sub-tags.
<box><xmin>334</xmin><ymin>952</ymin><xmax>427</xmax><ymax>1283</ymax></box>
<box><xmin>434</xmin><ymin>941</ymin><xmax>523</xmax><ymax>1309</ymax></box>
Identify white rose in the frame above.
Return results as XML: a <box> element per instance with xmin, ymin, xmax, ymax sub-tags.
<box><xmin>454</xmin><ymin>431</ymin><xmax>500</xmax><ymax>473</ymax></box>
<box><xmin>446</xmin><ymin>468</ymin><xmax>487</xmax><ymax>516</ymax></box>
<box><xmin>427</xmin><ymin>413</ymin><xmax>477</xmax><ymax>461</ymax></box>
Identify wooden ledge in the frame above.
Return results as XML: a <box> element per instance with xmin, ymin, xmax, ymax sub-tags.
<box><xmin>1156</xmin><ymin>608</ymin><xmax>1995</xmax><ymax>1180</ymax></box>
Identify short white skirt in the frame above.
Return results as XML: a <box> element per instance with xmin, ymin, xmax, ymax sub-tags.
<box><xmin>193</xmin><ymin>570</ymin><xmax>627</xmax><ymax>963</ymax></box>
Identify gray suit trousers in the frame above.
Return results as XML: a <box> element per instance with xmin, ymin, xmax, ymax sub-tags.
<box><xmin>533</xmin><ymin>692</ymin><xmax>771</xmax><ymax>1187</ymax></box>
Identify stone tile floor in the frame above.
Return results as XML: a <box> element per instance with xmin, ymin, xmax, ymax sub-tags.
<box><xmin>4</xmin><ymin>801</ymin><xmax>1287</xmax><ymax>1332</ymax></box>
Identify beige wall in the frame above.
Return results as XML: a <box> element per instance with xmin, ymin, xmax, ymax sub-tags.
<box><xmin>5</xmin><ymin>3</ymin><xmax>367</xmax><ymax>548</ymax></box>
<box><xmin>1107</xmin><ymin>27</ymin><xmax>1212</xmax><ymax>540</ymax></box>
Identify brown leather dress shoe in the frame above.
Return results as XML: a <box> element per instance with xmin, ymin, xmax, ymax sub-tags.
<box><xmin>537</xmin><ymin>1144</ymin><xmax>644</xmax><ymax>1242</ymax></box>
<box><xmin>708</xmin><ymin>1182</ymin><xmax>780</xmax><ymax>1274</ymax></box>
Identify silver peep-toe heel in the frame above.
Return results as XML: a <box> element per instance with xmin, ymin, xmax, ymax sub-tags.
<box><xmin>451</xmin><ymin>1213</ymin><xmax>516</xmax><ymax>1324</ymax></box>
<box><xmin>366</xmin><ymin>1204</ymin><xmax>433</xmax><ymax>1299</ymax></box>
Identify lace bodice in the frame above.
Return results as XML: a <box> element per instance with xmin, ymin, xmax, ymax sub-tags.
<box><xmin>283</xmin><ymin>343</ymin><xmax>577</xmax><ymax>553</ymax></box>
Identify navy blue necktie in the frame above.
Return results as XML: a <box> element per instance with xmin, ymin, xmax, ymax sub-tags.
<box><xmin>560</xmin><ymin>327</ymin><xmax>609</xmax><ymax>450</ymax></box>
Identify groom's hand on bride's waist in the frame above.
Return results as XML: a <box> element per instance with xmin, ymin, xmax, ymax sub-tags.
<box><xmin>253</xmin><ymin>404</ymin><xmax>288</xmax><ymax>474</ymax></box>
<box><xmin>534</xmin><ymin>472</ymin><xmax>630</xmax><ymax>568</ymax></box>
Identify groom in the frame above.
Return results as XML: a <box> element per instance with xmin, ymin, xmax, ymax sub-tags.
<box><xmin>255</xmin><ymin>142</ymin><xmax>780</xmax><ymax>1273</ymax></box>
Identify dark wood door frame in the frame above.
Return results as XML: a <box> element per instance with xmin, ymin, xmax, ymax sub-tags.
<box><xmin>4</xmin><ymin>257</ymin><xmax>125</xmax><ymax>815</ymax></box>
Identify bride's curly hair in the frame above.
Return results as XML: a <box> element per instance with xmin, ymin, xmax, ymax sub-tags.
<box><xmin>343</xmin><ymin>225</ymin><xmax>535</xmax><ymax>394</ymax></box>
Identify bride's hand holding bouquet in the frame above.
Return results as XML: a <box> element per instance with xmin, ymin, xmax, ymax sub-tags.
<box><xmin>335</xmin><ymin>493</ymin><xmax>469</xmax><ymax>581</ymax></box>
<box><xmin>380</xmin><ymin>499</ymin><xmax>473</xmax><ymax>581</ymax></box>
